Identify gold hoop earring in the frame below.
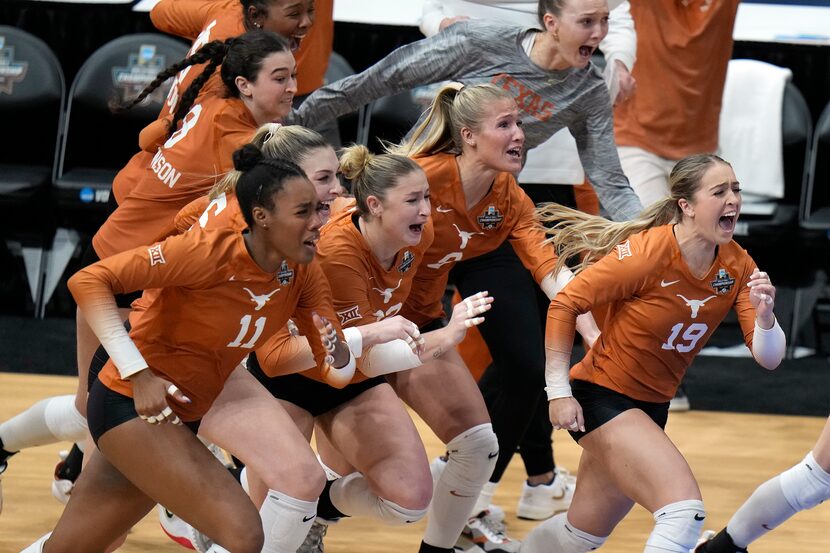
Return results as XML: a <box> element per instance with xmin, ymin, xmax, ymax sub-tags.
<box><xmin>552</xmin><ymin>30</ymin><xmax>559</xmax><ymax>42</ymax></box>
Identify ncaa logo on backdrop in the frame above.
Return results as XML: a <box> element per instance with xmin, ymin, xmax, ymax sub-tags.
<box><xmin>79</xmin><ymin>187</ymin><xmax>110</xmax><ymax>204</ymax></box>
<box><xmin>112</xmin><ymin>45</ymin><xmax>167</xmax><ymax>105</ymax></box>
<box><xmin>0</xmin><ymin>38</ymin><xmax>28</xmax><ymax>95</ymax></box>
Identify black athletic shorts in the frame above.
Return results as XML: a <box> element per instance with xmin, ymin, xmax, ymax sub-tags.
<box><xmin>568</xmin><ymin>379</ymin><xmax>670</xmax><ymax>443</ymax></box>
<box><xmin>247</xmin><ymin>352</ymin><xmax>387</xmax><ymax>417</ymax></box>
<box><xmin>79</xmin><ymin>243</ymin><xmax>143</xmax><ymax>309</ymax></box>
<box><xmin>87</xmin><ymin>378</ymin><xmax>200</xmax><ymax>445</ymax></box>
<box><xmin>87</xmin><ymin>321</ymin><xmax>130</xmax><ymax>390</ymax></box>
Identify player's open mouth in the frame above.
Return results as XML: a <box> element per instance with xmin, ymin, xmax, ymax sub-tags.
<box><xmin>303</xmin><ymin>235</ymin><xmax>319</xmax><ymax>249</ymax></box>
<box><xmin>409</xmin><ymin>223</ymin><xmax>424</xmax><ymax>235</ymax></box>
<box><xmin>579</xmin><ymin>45</ymin><xmax>596</xmax><ymax>59</ymax></box>
<box><xmin>290</xmin><ymin>34</ymin><xmax>306</xmax><ymax>51</ymax></box>
<box><xmin>719</xmin><ymin>211</ymin><xmax>737</xmax><ymax>232</ymax></box>
<box><xmin>507</xmin><ymin>147</ymin><xmax>522</xmax><ymax>159</ymax></box>
<box><xmin>317</xmin><ymin>201</ymin><xmax>331</xmax><ymax>219</ymax></box>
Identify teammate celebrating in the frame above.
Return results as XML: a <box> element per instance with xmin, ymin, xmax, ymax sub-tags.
<box><xmin>520</xmin><ymin>154</ymin><xmax>786</xmax><ymax>553</ymax></box>
<box><xmin>19</xmin><ymin>146</ymin><xmax>353</xmax><ymax>553</ymax></box>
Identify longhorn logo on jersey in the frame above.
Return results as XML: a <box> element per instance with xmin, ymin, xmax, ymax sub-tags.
<box><xmin>277</xmin><ymin>260</ymin><xmax>294</xmax><ymax>285</ymax></box>
<box><xmin>373</xmin><ymin>279</ymin><xmax>403</xmax><ymax>304</ymax></box>
<box><xmin>0</xmin><ymin>40</ymin><xmax>28</xmax><ymax>95</ymax></box>
<box><xmin>677</xmin><ymin>294</ymin><xmax>717</xmax><ymax>319</ymax></box>
<box><xmin>710</xmin><ymin>268</ymin><xmax>735</xmax><ymax>295</ymax></box>
<box><xmin>427</xmin><ymin>225</ymin><xmax>485</xmax><ymax>269</ymax></box>
<box><xmin>244</xmin><ymin>288</ymin><xmax>280</xmax><ymax>311</ymax></box>
<box><xmin>477</xmin><ymin>206</ymin><xmax>504</xmax><ymax>230</ymax></box>
<box><xmin>398</xmin><ymin>251</ymin><xmax>415</xmax><ymax>273</ymax></box>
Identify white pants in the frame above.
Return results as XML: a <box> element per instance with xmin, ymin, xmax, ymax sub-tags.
<box><xmin>617</xmin><ymin>146</ymin><xmax>677</xmax><ymax>208</ymax></box>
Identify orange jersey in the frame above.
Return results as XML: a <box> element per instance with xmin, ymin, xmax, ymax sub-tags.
<box><xmin>614</xmin><ymin>0</ymin><xmax>740</xmax><ymax>158</ymax></box>
<box><xmin>93</xmin><ymin>94</ymin><xmax>256</xmax><ymax>259</ymax></box>
<box><xmin>546</xmin><ymin>224</ymin><xmax>758</xmax><ymax>403</ymax></box>
<box><xmin>151</xmin><ymin>0</ymin><xmax>332</xmax><ymax>119</ymax></box>
<box><xmin>403</xmin><ymin>152</ymin><xmax>558</xmax><ymax>326</ymax></box>
<box><xmin>70</xmin><ymin>226</ymin><xmax>337</xmax><ymax>421</ymax></box>
<box><xmin>293</xmin><ymin>206</ymin><xmax>435</xmax><ymax>384</ymax></box>
<box><xmin>177</xmin><ymin>191</ymin><xmax>339</xmax><ymax>382</ymax></box>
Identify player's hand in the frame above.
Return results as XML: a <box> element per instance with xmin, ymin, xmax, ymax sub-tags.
<box><xmin>747</xmin><ymin>268</ymin><xmax>776</xmax><ymax>329</ymax></box>
<box><xmin>314</xmin><ymin>312</ymin><xmax>354</xmax><ymax>387</ymax></box>
<box><xmin>549</xmin><ymin>397</ymin><xmax>585</xmax><ymax>433</ymax></box>
<box><xmin>439</xmin><ymin>15</ymin><xmax>470</xmax><ymax>31</ymax></box>
<box><xmin>129</xmin><ymin>370</ymin><xmax>189</xmax><ymax>425</ymax></box>
<box><xmin>445</xmin><ymin>291</ymin><xmax>494</xmax><ymax>346</ymax></box>
<box><xmin>612</xmin><ymin>60</ymin><xmax>636</xmax><ymax>105</ymax></box>
<box><xmin>361</xmin><ymin>315</ymin><xmax>425</xmax><ymax>355</ymax></box>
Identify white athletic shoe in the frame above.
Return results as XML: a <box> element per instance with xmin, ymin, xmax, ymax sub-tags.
<box><xmin>51</xmin><ymin>450</ymin><xmax>74</xmax><ymax>505</ymax></box>
<box><xmin>158</xmin><ymin>504</ymin><xmax>214</xmax><ymax>552</ymax></box>
<box><xmin>297</xmin><ymin>518</ymin><xmax>328</xmax><ymax>553</ymax></box>
<box><xmin>430</xmin><ymin>455</ymin><xmax>506</xmax><ymax>524</ymax></box>
<box><xmin>20</xmin><ymin>533</ymin><xmax>51</xmax><ymax>553</ymax></box>
<box><xmin>458</xmin><ymin>510</ymin><xmax>520</xmax><ymax>552</ymax></box>
<box><xmin>554</xmin><ymin>466</ymin><xmax>577</xmax><ymax>488</ymax></box>
<box><xmin>693</xmin><ymin>530</ymin><xmax>716</xmax><ymax>552</ymax></box>
<box><xmin>669</xmin><ymin>386</ymin><xmax>691</xmax><ymax>412</ymax></box>
<box><xmin>516</xmin><ymin>472</ymin><xmax>574</xmax><ymax>520</ymax></box>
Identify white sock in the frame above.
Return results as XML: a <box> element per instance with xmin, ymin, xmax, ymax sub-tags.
<box><xmin>259</xmin><ymin>489</ymin><xmax>318</xmax><ymax>553</ymax></box>
<box><xmin>471</xmin><ymin>481</ymin><xmax>498</xmax><ymax>516</ymax></box>
<box><xmin>521</xmin><ymin>513</ymin><xmax>606</xmax><ymax>552</ymax></box>
<box><xmin>329</xmin><ymin>472</ymin><xmax>427</xmax><ymax>525</ymax></box>
<box><xmin>423</xmin><ymin>423</ymin><xmax>499</xmax><ymax>548</ymax></box>
<box><xmin>0</xmin><ymin>395</ymin><xmax>87</xmax><ymax>451</ymax></box>
<box><xmin>727</xmin><ymin>451</ymin><xmax>830</xmax><ymax>547</ymax></box>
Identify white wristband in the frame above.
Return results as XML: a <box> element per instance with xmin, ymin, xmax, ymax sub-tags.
<box><xmin>752</xmin><ymin>317</ymin><xmax>786</xmax><ymax>370</ymax></box>
<box><xmin>343</xmin><ymin>326</ymin><xmax>363</xmax><ymax>358</ymax></box>
<box><xmin>544</xmin><ymin>349</ymin><xmax>573</xmax><ymax>400</ymax></box>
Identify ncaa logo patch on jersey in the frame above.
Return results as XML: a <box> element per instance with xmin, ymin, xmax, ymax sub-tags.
<box><xmin>337</xmin><ymin>305</ymin><xmax>361</xmax><ymax>326</ymax></box>
<box><xmin>0</xmin><ymin>40</ymin><xmax>28</xmax><ymax>95</ymax></box>
<box><xmin>710</xmin><ymin>268</ymin><xmax>735</xmax><ymax>294</ymax></box>
<box><xmin>477</xmin><ymin>206</ymin><xmax>504</xmax><ymax>230</ymax></box>
<box><xmin>148</xmin><ymin>244</ymin><xmax>166</xmax><ymax>266</ymax></box>
<box><xmin>277</xmin><ymin>260</ymin><xmax>294</xmax><ymax>285</ymax></box>
<box><xmin>398</xmin><ymin>250</ymin><xmax>415</xmax><ymax>273</ymax></box>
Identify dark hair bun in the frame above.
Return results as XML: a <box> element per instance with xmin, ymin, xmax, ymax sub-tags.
<box><xmin>233</xmin><ymin>143</ymin><xmax>264</xmax><ymax>172</ymax></box>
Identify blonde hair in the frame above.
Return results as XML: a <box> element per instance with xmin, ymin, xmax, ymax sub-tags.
<box><xmin>339</xmin><ymin>144</ymin><xmax>422</xmax><ymax>218</ymax></box>
<box><xmin>209</xmin><ymin>123</ymin><xmax>330</xmax><ymax>199</ymax></box>
<box><xmin>541</xmin><ymin>153</ymin><xmax>731</xmax><ymax>274</ymax></box>
<box><xmin>391</xmin><ymin>83</ymin><xmax>515</xmax><ymax>158</ymax></box>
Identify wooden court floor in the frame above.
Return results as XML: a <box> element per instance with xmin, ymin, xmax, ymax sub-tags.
<box><xmin>1</xmin><ymin>372</ymin><xmax>828</xmax><ymax>552</ymax></box>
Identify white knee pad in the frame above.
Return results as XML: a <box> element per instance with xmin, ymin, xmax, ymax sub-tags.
<box><xmin>442</xmin><ymin>423</ymin><xmax>499</xmax><ymax>495</ymax></box>
<box><xmin>645</xmin><ymin>499</ymin><xmax>706</xmax><ymax>553</ymax></box>
<box><xmin>780</xmin><ymin>451</ymin><xmax>830</xmax><ymax>512</ymax></box>
<box><xmin>375</xmin><ymin>497</ymin><xmax>428</xmax><ymax>526</ymax></box>
<box><xmin>44</xmin><ymin>395</ymin><xmax>88</xmax><ymax>443</ymax></box>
